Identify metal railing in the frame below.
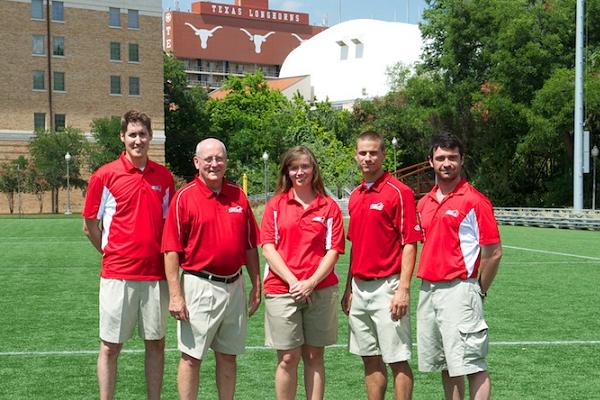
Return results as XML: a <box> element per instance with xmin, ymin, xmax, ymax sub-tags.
<box><xmin>494</xmin><ymin>207</ymin><xmax>600</xmax><ymax>230</ymax></box>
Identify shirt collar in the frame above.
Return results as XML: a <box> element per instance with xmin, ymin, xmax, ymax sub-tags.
<box><xmin>426</xmin><ymin>178</ymin><xmax>468</xmax><ymax>202</ymax></box>
<box><xmin>119</xmin><ymin>152</ymin><xmax>153</xmax><ymax>173</ymax></box>
<box><xmin>285</xmin><ymin>190</ymin><xmax>327</xmax><ymax>210</ymax></box>
<box><xmin>360</xmin><ymin>171</ymin><xmax>391</xmax><ymax>193</ymax></box>
<box><xmin>194</xmin><ymin>176</ymin><xmax>231</xmax><ymax>199</ymax></box>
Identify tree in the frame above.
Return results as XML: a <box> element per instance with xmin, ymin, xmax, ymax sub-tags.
<box><xmin>383</xmin><ymin>0</ymin><xmax>600</xmax><ymax>206</ymax></box>
<box><xmin>0</xmin><ymin>157</ymin><xmax>27</xmax><ymax>214</ymax></box>
<box><xmin>88</xmin><ymin>116</ymin><xmax>122</xmax><ymax>173</ymax></box>
<box><xmin>29</xmin><ymin>128</ymin><xmax>87</xmax><ymax>213</ymax></box>
<box><xmin>164</xmin><ymin>52</ymin><xmax>210</xmax><ymax>180</ymax></box>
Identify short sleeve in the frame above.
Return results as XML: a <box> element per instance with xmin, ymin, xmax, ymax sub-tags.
<box><xmin>82</xmin><ymin>172</ymin><xmax>104</xmax><ymax>219</ymax></box>
<box><xmin>260</xmin><ymin>198</ymin><xmax>277</xmax><ymax>245</ymax></box>
<box><xmin>397</xmin><ymin>186</ymin><xmax>422</xmax><ymax>245</ymax></box>
<box><xmin>161</xmin><ymin>190</ymin><xmax>185</xmax><ymax>253</ymax></box>
<box><xmin>245</xmin><ymin>201</ymin><xmax>260</xmax><ymax>249</ymax></box>
<box><xmin>475</xmin><ymin>197</ymin><xmax>500</xmax><ymax>245</ymax></box>
<box><xmin>327</xmin><ymin>201</ymin><xmax>345</xmax><ymax>254</ymax></box>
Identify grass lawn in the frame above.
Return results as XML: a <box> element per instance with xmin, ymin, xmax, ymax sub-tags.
<box><xmin>0</xmin><ymin>218</ymin><xmax>599</xmax><ymax>399</ymax></box>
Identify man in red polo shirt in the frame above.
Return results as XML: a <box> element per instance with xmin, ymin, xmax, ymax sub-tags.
<box><xmin>417</xmin><ymin>132</ymin><xmax>502</xmax><ymax>400</ymax></box>
<box><xmin>162</xmin><ymin>138</ymin><xmax>261</xmax><ymax>400</ymax></box>
<box><xmin>342</xmin><ymin>131</ymin><xmax>421</xmax><ymax>400</ymax></box>
<box><xmin>83</xmin><ymin>110</ymin><xmax>175</xmax><ymax>400</ymax></box>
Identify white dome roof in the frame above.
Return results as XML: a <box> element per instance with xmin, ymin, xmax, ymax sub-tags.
<box><xmin>279</xmin><ymin>19</ymin><xmax>423</xmax><ymax>104</ymax></box>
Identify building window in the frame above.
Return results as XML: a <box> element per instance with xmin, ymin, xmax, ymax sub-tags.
<box><xmin>110</xmin><ymin>75</ymin><xmax>121</xmax><ymax>95</ymax></box>
<box><xmin>53</xmin><ymin>71</ymin><xmax>65</xmax><ymax>91</ymax></box>
<box><xmin>32</xmin><ymin>0</ymin><xmax>44</xmax><ymax>19</ymax></box>
<box><xmin>33</xmin><ymin>70</ymin><xmax>45</xmax><ymax>90</ymax></box>
<box><xmin>129</xmin><ymin>77</ymin><xmax>140</xmax><ymax>96</ymax></box>
<box><xmin>128</xmin><ymin>43</ymin><xmax>139</xmax><ymax>62</ymax></box>
<box><xmin>352</xmin><ymin>38</ymin><xmax>364</xmax><ymax>59</ymax></box>
<box><xmin>110</xmin><ymin>42</ymin><xmax>121</xmax><ymax>61</ymax></box>
<box><xmin>52</xmin><ymin>1</ymin><xmax>64</xmax><ymax>21</ymax></box>
<box><xmin>53</xmin><ymin>36</ymin><xmax>64</xmax><ymax>56</ymax></box>
<box><xmin>336</xmin><ymin>40</ymin><xmax>348</xmax><ymax>60</ymax></box>
<box><xmin>34</xmin><ymin>113</ymin><xmax>46</xmax><ymax>131</ymax></box>
<box><xmin>128</xmin><ymin>9</ymin><xmax>139</xmax><ymax>28</ymax></box>
<box><xmin>54</xmin><ymin>114</ymin><xmax>66</xmax><ymax>130</ymax></box>
<box><xmin>32</xmin><ymin>35</ymin><xmax>45</xmax><ymax>55</ymax></box>
<box><xmin>109</xmin><ymin>7</ymin><xmax>120</xmax><ymax>27</ymax></box>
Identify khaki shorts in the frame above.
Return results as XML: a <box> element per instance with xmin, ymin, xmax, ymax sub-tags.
<box><xmin>348</xmin><ymin>276</ymin><xmax>412</xmax><ymax>364</ymax></box>
<box><xmin>417</xmin><ymin>279</ymin><xmax>489</xmax><ymax>377</ymax></box>
<box><xmin>99</xmin><ymin>278</ymin><xmax>168</xmax><ymax>343</ymax></box>
<box><xmin>265</xmin><ymin>285</ymin><xmax>338</xmax><ymax>350</ymax></box>
<box><xmin>178</xmin><ymin>273</ymin><xmax>247</xmax><ymax>360</ymax></box>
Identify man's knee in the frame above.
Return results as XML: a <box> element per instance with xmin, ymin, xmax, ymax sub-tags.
<box><xmin>145</xmin><ymin>338</ymin><xmax>165</xmax><ymax>353</ymax></box>
<box><xmin>362</xmin><ymin>355</ymin><xmax>386</xmax><ymax>373</ymax></box>
<box><xmin>278</xmin><ymin>348</ymin><xmax>302</xmax><ymax>369</ymax></box>
<box><xmin>181</xmin><ymin>353</ymin><xmax>202</xmax><ymax>369</ymax></box>
<box><xmin>389</xmin><ymin>360</ymin><xmax>412</xmax><ymax>376</ymax></box>
<box><xmin>99</xmin><ymin>341</ymin><xmax>123</xmax><ymax>358</ymax></box>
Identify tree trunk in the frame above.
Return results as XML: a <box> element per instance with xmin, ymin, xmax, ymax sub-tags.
<box><xmin>52</xmin><ymin>188</ymin><xmax>58</xmax><ymax>213</ymax></box>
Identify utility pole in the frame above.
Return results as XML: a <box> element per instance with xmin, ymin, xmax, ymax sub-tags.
<box><xmin>573</xmin><ymin>0</ymin><xmax>585</xmax><ymax>209</ymax></box>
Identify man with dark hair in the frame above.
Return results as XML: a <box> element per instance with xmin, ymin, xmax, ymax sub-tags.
<box><xmin>417</xmin><ymin>132</ymin><xmax>503</xmax><ymax>400</ymax></box>
<box><xmin>342</xmin><ymin>131</ymin><xmax>421</xmax><ymax>400</ymax></box>
<box><xmin>83</xmin><ymin>110</ymin><xmax>175</xmax><ymax>400</ymax></box>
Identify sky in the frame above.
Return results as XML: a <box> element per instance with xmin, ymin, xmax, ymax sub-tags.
<box><xmin>161</xmin><ymin>0</ymin><xmax>429</xmax><ymax>25</ymax></box>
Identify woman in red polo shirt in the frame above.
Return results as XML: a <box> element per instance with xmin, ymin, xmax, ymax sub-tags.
<box><xmin>261</xmin><ymin>145</ymin><xmax>345</xmax><ymax>400</ymax></box>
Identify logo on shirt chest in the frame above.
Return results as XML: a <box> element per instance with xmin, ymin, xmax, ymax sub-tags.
<box><xmin>151</xmin><ymin>185</ymin><xmax>162</xmax><ymax>192</ymax></box>
<box><xmin>228</xmin><ymin>205</ymin><xmax>243</xmax><ymax>214</ymax></box>
<box><xmin>445</xmin><ymin>209</ymin><xmax>459</xmax><ymax>218</ymax></box>
<box><xmin>369</xmin><ymin>202</ymin><xmax>384</xmax><ymax>211</ymax></box>
<box><xmin>312</xmin><ymin>216</ymin><xmax>326</xmax><ymax>225</ymax></box>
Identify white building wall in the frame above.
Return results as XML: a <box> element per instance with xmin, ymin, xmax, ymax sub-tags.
<box><xmin>279</xmin><ymin>19</ymin><xmax>423</xmax><ymax>105</ymax></box>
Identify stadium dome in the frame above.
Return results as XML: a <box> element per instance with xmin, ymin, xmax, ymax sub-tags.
<box><xmin>279</xmin><ymin>19</ymin><xmax>423</xmax><ymax>107</ymax></box>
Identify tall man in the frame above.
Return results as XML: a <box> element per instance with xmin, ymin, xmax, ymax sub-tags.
<box><xmin>83</xmin><ymin>110</ymin><xmax>175</xmax><ymax>400</ymax></box>
<box><xmin>161</xmin><ymin>138</ymin><xmax>261</xmax><ymax>400</ymax></box>
<box><xmin>416</xmin><ymin>132</ymin><xmax>503</xmax><ymax>400</ymax></box>
<box><xmin>342</xmin><ymin>131</ymin><xmax>421</xmax><ymax>400</ymax></box>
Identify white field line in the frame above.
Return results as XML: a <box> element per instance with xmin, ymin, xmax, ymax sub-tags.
<box><xmin>503</xmin><ymin>245</ymin><xmax>600</xmax><ymax>261</ymax></box>
<box><xmin>3</xmin><ymin>340</ymin><xmax>600</xmax><ymax>357</ymax></box>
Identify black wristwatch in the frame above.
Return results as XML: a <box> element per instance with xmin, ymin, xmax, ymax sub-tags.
<box><xmin>478</xmin><ymin>278</ymin><xmax>487</xmax><ymax>299</ymax></box>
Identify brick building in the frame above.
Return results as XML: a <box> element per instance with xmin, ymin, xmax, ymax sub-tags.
<box><xmin>0</xmin><ymin>0</ymin><xmax>164</xmax><ymax>214</ymax></box>
<box><xmin>164</xmin><ymin>0</ymin><xmax>325</xmax><ymax>90</ymax></box>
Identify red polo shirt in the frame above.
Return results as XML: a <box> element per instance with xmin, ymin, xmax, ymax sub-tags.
<box><xmin>161</xmin><ymin>177</ymin><xmax>259</xmax><ymax>276</ymax></box>
<box><xmin>417</xmin><ymin>179</ymin><xmax>501</xmax><ymax>282</ymax></box>
<box><xmin>260</xmin><ymin>191</ymin><xmax>345</xmax><ymax>295</ymax></box>
<box><xmin>82</xmin><ymin>153</ymin><xmax>174</xmax><ymax>280</ymax></box>
<box><xmin>347</xmin><ymin>172</ymin><xmax>421</xmax><ymax>280</ymax></box>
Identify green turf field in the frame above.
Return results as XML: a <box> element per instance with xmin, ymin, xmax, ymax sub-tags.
<box><xmin>0</xmin><ymin>217</ymin><xmax>599</xmax><ymax>399</ymax></box>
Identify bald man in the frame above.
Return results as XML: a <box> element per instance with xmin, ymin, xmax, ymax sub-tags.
<box><xmin>161</xmin><ymin>139</ymin><xmax>261</xmax><ymax>400</ymax></box>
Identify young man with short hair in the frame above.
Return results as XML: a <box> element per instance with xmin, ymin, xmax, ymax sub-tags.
<box><xmin>417</xmin><ymin>132</ymin><xmax>503</xmax><ymax>400</ymax></box>
<box><xmin>83</xmin><ymin>110</ymin><xmax>174</xmax><ymax>400</ymax></box>
<box><xmin>342</xmin><ymin>131</ymin><xmax>421</xmax><ymax>400</ymax></box>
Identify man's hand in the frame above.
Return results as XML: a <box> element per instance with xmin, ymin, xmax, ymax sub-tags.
<box><xmin>389</xmin><ymin>288</ymin><xmax>409</xmax><ymax>321</ymax></box>
<box><xmin>248</xmin><ymin>285</ymin><xmax>261</xmax><ymax>316</ymax></box>
<box><xmin>169</xmin><ymin>294</ymin><xmax>189</xmax><ymax>321</ymax></box>
<box><xmin>341</xmin><ymin>288</ymin><xmax>352</xmax><ymax>315</ymax></box>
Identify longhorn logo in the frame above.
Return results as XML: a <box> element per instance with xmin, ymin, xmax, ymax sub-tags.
<box><xmin>291</xmin><ymin>33</ymin><xmax>305</xmax><ymax>44</ymax></box>
<box><xmin>185</xmin><ymin>23</ymin><xmax>222</xmax><ymax>49</ymax></box>
<box><xmin>240</xmin><ymin>28</ymin><xmax>275</xmax><ymax>53</ymax></box>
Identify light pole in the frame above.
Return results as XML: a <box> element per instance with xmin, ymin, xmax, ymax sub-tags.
<box><xmin>64</xmin><ymin>152</ymin><xmax>72</xmax><ymax>215</ymax></box>
<box><xmin>391</xmin><ymin>137</ymin><xmax>398</xmax><ymax>173</ymax></box>
<box><xmin>262</xmin><ymin>151</ymin><xmax>269</xmax><ymax>202</ymax></box>
<box><xmin>592</xmin><ymin>145</ymin><xmax>599</xmax><ymax>210</ymax></box>
<box><xmin>16</xmin><ymin>163</ymin><xmax>22</xmax><ymax>216</ymax></box>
